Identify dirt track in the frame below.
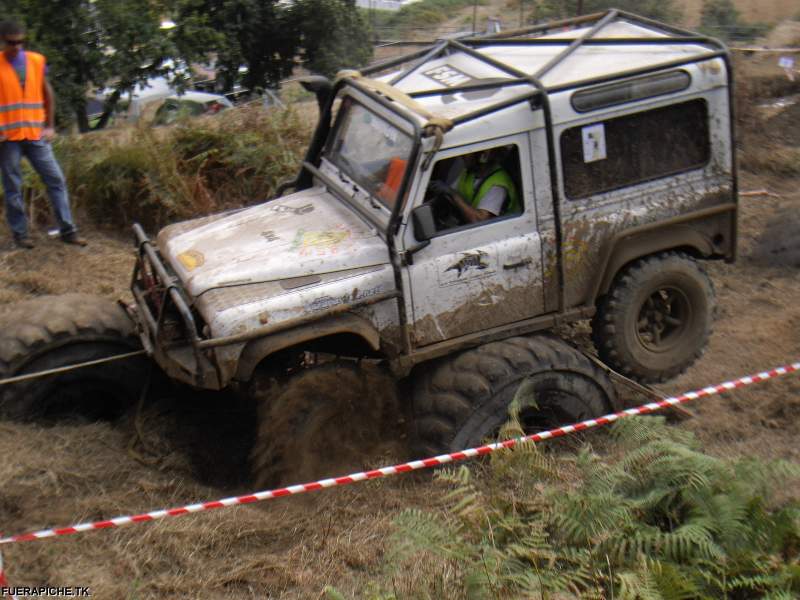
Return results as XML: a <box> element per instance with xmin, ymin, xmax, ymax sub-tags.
<box><xmin>0</xmin><ymin>77</ymin><xmax>799</xmax><ymax>600</ymax></box>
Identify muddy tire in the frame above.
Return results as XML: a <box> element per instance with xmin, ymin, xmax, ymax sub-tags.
<box><xmin>250</xmin><ymin>361</ymin><xmax>400</xmax><ymax>488</ymax></box>
<box><xmin>0</xmin><ymin>294</ymin><xmax>148</xmax><ymax>421</ymax></box>
<box><xmin>591</xmin><ymin>252</ymin><xmax>714</xmax><ymax>383</ymax></box>
<box><xmin>410</xmin><ymin>335</ymin><xmax>616</xmax><ymax>458</ymax></box>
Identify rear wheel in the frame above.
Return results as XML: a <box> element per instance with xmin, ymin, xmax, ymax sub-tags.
<box><xmin>410</xmin><ymin>335</ymin><xmax>616</xmax><ymax>458</ymax></box>
<box><xmin>0</xmin><ymin>294</ymin><xmax>148</xmax><ymax>422</ymax></box>
<box><xmin>592</xmin><ymin>252</ymin><xmax>714</xmax><ymax>383</ymax></box>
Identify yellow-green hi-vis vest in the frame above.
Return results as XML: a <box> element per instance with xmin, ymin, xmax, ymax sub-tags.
<box><xmin>456</xmin><ymin>167</ymin><xmax>520</xmax><ymax>215</ymax></box>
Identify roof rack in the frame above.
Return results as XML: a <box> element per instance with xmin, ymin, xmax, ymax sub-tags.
<box><xmin>360</xmin><ymin>9</ymin><xmax>729</xmax><ymax>128</ymax></box>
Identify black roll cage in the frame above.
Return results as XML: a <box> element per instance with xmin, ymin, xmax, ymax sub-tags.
<box><xmin>290</xmin><ymin>8</ymin><xmax>736</xmax><ymax>318</ymax></box>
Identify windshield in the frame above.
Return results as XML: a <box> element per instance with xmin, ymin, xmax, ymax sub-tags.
<box><xmin>326</xmin><ymin>98</ymin><xmax>414</xmax><ymax>210</ymax></box>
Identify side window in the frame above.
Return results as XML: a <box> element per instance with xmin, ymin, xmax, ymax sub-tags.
<box><xmin>560</xmin><ymin>100</ymin><xmax>710</xmax><ymax>200</ymax></box>
<box><xmin>426</xmin><ymin>144</ymin><xmax>523</xmax><ymax>233</ymax></box>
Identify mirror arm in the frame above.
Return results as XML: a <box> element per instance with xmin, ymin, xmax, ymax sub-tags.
<box><xmin>401</xmin><ymin>240</ymin><xmax>430</xmax><ymax>266</ymax></box>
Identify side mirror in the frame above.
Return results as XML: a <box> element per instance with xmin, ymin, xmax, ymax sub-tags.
<box><xmin>297</xmin><ymin>76</ymin><xmax>332</xmax><ymax>115</ymax></box>
<box><xmin>412</xmin><ymin>204</ymin><xmax>436</xmax><ymax>242</ymax></box>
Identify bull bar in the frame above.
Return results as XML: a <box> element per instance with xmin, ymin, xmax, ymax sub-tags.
<box><xmin>130</xmin><ymin>223</ymin><xmax>220</xmax><ymax>388</ymax></box>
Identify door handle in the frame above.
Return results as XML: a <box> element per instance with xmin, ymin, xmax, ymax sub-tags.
<box><xmin>503</xmin><ymin>258</ymin><xmax>533</xmax><ymax>270</ymax></box>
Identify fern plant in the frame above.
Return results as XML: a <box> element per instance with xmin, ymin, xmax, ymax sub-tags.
<box><xmin>342</xmin><ymin>416</ymin><xmax>800</xmax><ymax>600</ymax></box>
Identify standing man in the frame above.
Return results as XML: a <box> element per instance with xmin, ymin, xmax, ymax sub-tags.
<box><xmin>0</xmin><ymin>20</ymin><xmax>86</xmax><ymax>249</ymax></box>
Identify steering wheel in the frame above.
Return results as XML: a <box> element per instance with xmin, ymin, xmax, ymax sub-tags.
<box><xmin>426</xmin><ymin>183</ymin><xmax>463</xmax><ymax>229</ymax></box>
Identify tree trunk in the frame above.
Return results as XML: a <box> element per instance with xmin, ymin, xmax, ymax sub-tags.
<box><xmin>76</xmin><ymin>104</ymin><xmax>90</xmax><ymax>134</ymax></box>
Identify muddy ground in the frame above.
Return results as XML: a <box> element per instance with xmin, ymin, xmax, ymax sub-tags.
<box><xmin>0</xmin><ymin>75</ymin><xmax>799</xmax><ymax>599</ymax></box>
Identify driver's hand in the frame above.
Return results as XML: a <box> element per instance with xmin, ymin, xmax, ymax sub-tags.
<box><xmin>429</xmin><ymin>180</ymin><xmax>452</xmax><ymax>197</ymax></box>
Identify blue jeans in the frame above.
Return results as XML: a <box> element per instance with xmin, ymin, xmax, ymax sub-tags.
<box><xmin>0</xmin><ymin>139</ymin><xmax>77</xmax><ymax>240</ymax></box>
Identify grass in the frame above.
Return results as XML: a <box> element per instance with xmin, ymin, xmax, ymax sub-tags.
<box><xmin>367</xmin><ymin>0</ymin><xmax>488</xmax><ymax>38</ymax></box>
<box><xmin>49</xmin><ymin>104</ymin><xmax>314</xmax><ymax>232</ymax></box>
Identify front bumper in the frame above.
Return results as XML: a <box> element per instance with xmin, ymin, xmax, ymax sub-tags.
<box><xmin>130</xmin><ymin>223</ymin><xmax>222</xmax><ymax>389</ymax></box>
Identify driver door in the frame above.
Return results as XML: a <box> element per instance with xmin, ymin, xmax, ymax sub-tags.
<box><xmin>401</xmin><ymin>134</ymin><xmax>546</xmax><ymax>348</ymax></box>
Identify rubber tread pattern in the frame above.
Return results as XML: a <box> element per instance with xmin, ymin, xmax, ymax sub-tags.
<box><xmin>591</xmin><ymin>251</ymin><xmax>715</xmax><ymax>384</ymax></box>
<box><xmin>411</xmin><ymin>334</ymin><xmax>617</xmax><ymax>458</ymax></box>
<box><xmin>0</xmin><ymin>294</ymin><xmax>143</xmax><ymax>419</ymax></box>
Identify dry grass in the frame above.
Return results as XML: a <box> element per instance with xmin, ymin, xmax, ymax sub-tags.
<box><xmin>49</xmin><ymin>103</ymin><xmax>315</xmax><ymax>232</ymax></box>
<box><xmin>0</xmin><ymin>398</ymin><xmax>436</xmax><ymax>599</ymax></box>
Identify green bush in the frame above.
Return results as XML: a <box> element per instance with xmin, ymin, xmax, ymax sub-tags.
<box><xmin>338</xmin><ymin>417</ymin><xmax>800</xmax><ymax>599</ymax></box>
<box><xmin>699</xmin><ymin>0</ymin><xmax>769</xmax><ymax>42</ymax></box>
<box><xmin>52</xmin><ymin>105</ymin><xmax>312</xmax><ymax>231</ymax></box>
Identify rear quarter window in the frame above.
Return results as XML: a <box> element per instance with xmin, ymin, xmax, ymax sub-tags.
<box><xmin>560</xmin><ymin>99</ymin><xmax>711</xmax><ymax>200</ymax></box>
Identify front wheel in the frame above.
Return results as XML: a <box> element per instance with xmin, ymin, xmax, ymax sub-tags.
<box><xmin>249</xmin><ymin>361</ymin><xmax>400</xmax><ymax>487</ymax></box>
<box><xmin>410</xmin><ymin>335</ymin><xmax>617</xmax><ymax>458</ymax></box>
<box><xmin>591</xmin><ymin>252</ymin><xmax>715</xmax><ymax>383</ymax></box>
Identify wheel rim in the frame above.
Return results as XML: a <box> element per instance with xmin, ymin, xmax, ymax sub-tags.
<box><xmin>517</xmin><ymin>390</ymin><xmax>588</xmax><ymax>433</ymax></box>
<box><xmin>635</xmin><ymin>286</ymin><xmax>692</xmax><ymax>353</ymax></box>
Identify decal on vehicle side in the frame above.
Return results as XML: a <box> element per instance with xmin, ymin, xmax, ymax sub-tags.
<box><xmin>306</xmin><ymin>285</ymin><xmax>384</xmax><ymax>312</ymax></box>
<box><xmin>437</xmin><ymin>249</ymin><xmax>497</xmax><ymax>287</ymax></box>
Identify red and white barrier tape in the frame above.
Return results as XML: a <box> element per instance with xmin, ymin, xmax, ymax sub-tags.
<box><xmin>0</xmin><ymin>360</ymin><xmax>798</xmax><ymax>546</ymax></box>
<box><xmin>0</xmin><ymin>551</ymin><xmax>17</xmax><ymax>599</ymax></box>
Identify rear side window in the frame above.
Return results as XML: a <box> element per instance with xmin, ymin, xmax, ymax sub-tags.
<box><xmin>560</xmin><ymin>100</ymin><xmax>710</xmax><ymax>200</ymax></box>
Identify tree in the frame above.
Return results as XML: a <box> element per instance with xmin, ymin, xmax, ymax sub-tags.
<box><xmin>290</xmin><ymin>0</ymin><xmax>373</xmax><ymax>79</ymax></box>
<box><xmin>1</xmin><ymin>0</ymin><xmax>372</xmax><ymax>131</ymax></box>
<box><xmin>699</xmin><ymin>0</ymin><xmax>766</xmax><ymax>41</ymax></box>
<box><xmin>172</xmin><ymin>0</ymin><xmax>372</xmax><ymax>89</ymax></box>
<box><xmin>172</xmin><ymin>0</ymin><xmax>299</xmax><ymax>92</ymax></box>
<box><xmin>0</xmin><ymin>0</ymin><xmax>187</xmax><ymax>131</ymax></box>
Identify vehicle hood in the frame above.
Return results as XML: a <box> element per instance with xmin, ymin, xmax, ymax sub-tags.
<box><xmin>157</xmin><ymin>187</ymin><xmax>389</xmax><ymax>297</ymax></box>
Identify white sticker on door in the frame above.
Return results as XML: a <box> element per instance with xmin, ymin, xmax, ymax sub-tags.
<box><xmin>581</xmin><ymin>123</ymin><xmax>607</xmax><ymax>163</ymax></box>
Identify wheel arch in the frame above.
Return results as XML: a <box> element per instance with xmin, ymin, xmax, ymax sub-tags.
<box><xmin>594</xmin><ymin>225</ymin><xmax>716</xmax><ymax>300</ymax></box>
<box><xmin>235</xmin><ymin>314</ymin><xmax>382</xmax><ymax>381</ymax></box>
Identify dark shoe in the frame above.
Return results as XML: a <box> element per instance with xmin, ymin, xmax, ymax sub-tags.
<box><xmin>14</xmin><ymin>236</ymin><xmax>35</xmax><ymax>249</ymax></box>
<box><xmin>61</xmin><ymin>233</ymin><xmax>88</xmax><ymax>247</ymax></box>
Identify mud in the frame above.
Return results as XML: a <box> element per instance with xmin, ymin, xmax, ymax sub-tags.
<box><xmin>751</xmin><ymin>205</ymin><xmax>800</xmax><ymax>268</ymax></box>
<box><xmin>251</xmin><ymin>361</ymin><xmax>408</xmax><ymax>487</ymax></box>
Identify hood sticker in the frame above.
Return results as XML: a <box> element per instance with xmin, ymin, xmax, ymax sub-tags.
<box><xmin>291</xmin><ymin>225</ymin><xmax>353</xmax><ymax>257</ymax></box>
<box><xmin>269</xmin><ymin>203</ymin><xmax>315</xmax><ymax>215</ymax></box>
<box><xmin>177</xmin><ymin>249</ymin><xmax>205</xmax><ymax>271</ymax></box>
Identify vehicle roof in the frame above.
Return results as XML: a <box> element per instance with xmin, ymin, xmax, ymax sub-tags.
<box><xmin>367</xmin><ymin>11</ymin><xmax>727</xmax><ymax>123</ymax></box>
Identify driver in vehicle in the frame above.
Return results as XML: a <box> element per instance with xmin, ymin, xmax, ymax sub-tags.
<box><xmin>428</xmin><ymin>147</ymin><xmax>520</xmax><ymax>225</ymax></box>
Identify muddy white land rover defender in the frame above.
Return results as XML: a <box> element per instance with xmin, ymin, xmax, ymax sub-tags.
<box><xmin>0</xmin><ymin>10</ymin><xmax>737</xmax><ymax>482</ymax></box>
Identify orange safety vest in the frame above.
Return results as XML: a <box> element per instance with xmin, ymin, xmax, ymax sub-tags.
<box><xmin>0</xmin><ymin>51</ymin><xmax>47</xmax><ymax>141</ymax></box>
<box><xmin>376</xmin><ymin>157</ymin><xmax>407</xmax><ymax>206</ymax></box>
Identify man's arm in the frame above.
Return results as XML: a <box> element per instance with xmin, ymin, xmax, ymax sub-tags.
<box><xmin>447</xmin><ymin>189</ymin><xmax>494</xmax><ymax>223</ymax></box>
<box><xmin>42</xmin><ymin>77</ymin><xmax>56</xmax><ymax>140</ymax></box>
